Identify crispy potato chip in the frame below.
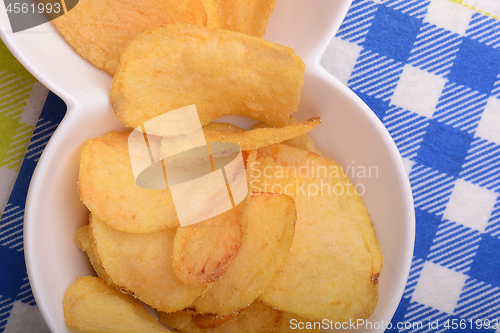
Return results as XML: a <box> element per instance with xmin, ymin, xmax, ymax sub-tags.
<box><xmin>78</xmin><ymin>131</ymin><xmax>179</xmax><ymax>233</ymax></box>
<box><xmin>248</xmin><ymin>144</ymin><xmax>382</xmax><ymax>322</ymax></box>
<box><xmin>203</xmin><ymin>122</ymin><xmax>246</xmax><ymax>134</ymax></box>
<box><xmin>203</xmin><ymin>0</ymin><xmax>276</xmax><ymax>37</ymax></box>
<box><xmin>74</xmin><ymin>224</ymin><xmax>113</xmax><ymax>285</ymax></box>
<box><xmin>111</xmin><ymin>24</ymin><xmax>305</xmax><ymax>129</ymax></box>
<box><xmin>53</xmin><ymin>0</ymin><xmax>207</xmax><ymax>75</ymax></box>
<box><xmin>192</xmin><ymin>312</ymin><xmax>238</xmax><ymax>329</ymax></box>
<box><xmin>199</xmin><ymin>0</ymin><xmax>220</xmax><ymax>28</ymax></box>
<box><xmin>252</xmin><ymin>118</ymin><xmax>322</xmax><ymax>155</ymax></box>
<box><xmin>201</xmin><ymin>118</ymin><xmax>321</xmax><ymax>151</ymax></box>
<box><xmin>159</xmin><ymin>300</ymin><xmax>281</xmax><ymax>333</ymax></box>
<box><xmin>275</xmin><ymin>312</ymin><xmax>319</xmax><ymax>333</ymax></box>
<box><xmin>192</xmin><ymin>193</ymin><xmax>296</xmax><ymax>316</ymax></box>
<box><xmin>159</xmin><ymin>118</ymin><xmax>319</xmax><ymax>158</ymax></box>
<box><xmin>90</xmin><ymin>215</ymin><xmax>205</xmax><ymax>312</ymax></box>
<box><xmin>172</xmin><ymin>201</ymin><xmax>245</xmax><ymax>286</ymax></box>
<box><xmin>63</xmin><ymin>276</ymin><xmax>170</xmax><ymax>333</ymax></box>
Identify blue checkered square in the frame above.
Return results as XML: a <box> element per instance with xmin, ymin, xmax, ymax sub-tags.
<box><xmin>414</xmin><ymin>208</ymin><xmax>442</xmax><ymax>259</ymax></box>
<box><xmin>0</xmin><ymin>246</ymin><xmax>25</xmax><ymax>299</ymax></box>
<box><xmin>415</xmin><ymin>121</ymin><xmax>473</xmax><ymax>177</ymax></box>
<box><xmin>363</xmin><ymin>5</ymin><xmax>422</xmax><ymax>63</ymax></box>
<box><xmin>468</xmin><ymin>235</ymin><xmax>500</xmax><ymax>288</ymax></box>
<box><xmin>447</xmin><ymin>38</ymin><xmax>500</xmax><ymax>95</ymax></box>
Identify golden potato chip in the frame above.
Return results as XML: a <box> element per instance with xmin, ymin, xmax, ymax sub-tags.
<box><xmin>74</xmin><ymin>224</ymin><xmax>113</xmax><ymax>285</ymax></box>
<box><xmin>78</xmin><ymin>131</ymin><xmax>179</xmax><ymax>233</ymax></box>
<box><xmin>53</xmin><ymin>0</ymin><xmax>207</xmax><ymax>74</ymax></box>
<box><xmin>192</xmin><ymin>193</ymin><xmax>296</xmax><ymax>316</ymax></box>
<box><xmin>63</xmin><ymin>276</ymin><xmax>170</xmax><ymax>333</ymax></box>
<box><xmin>203</xmin><ymin>0</ymin><xmax>276</xmax><ymax>37</ymax></box>
<box><xmin>192</xmin><ymin>313</ymin><xmax>238</xmax><ymax>329</ymax></box>
<box><xmin>172</xmin><ymin>201</ymin><xmax>245</xmax><ymax>286</ymax></box>
<box><xmin>201</xmin><ymin>118</ymin><xmax>321</xmax><ymax>151</ymax></box>
<box><xmin>275</xmin><ymin>312</ymin><xmax>319</xmax><ymax>333</ymax></box>
<box><xmin>90</xmin><ymin>215</ymin><xmax>205</xmax><ymax>312</ymax></box>
<box><xmin>248</xmin><ymin>144</ymin><xmax>382</xmax><ymax>322</ymax></box>
<box><xmin>199</xmin><ymin>0</ymin><xmax>220</xmax><ymax>28</ymax></box>
<box><xmin>159</xmin><ymin>300</ymin><xmax>281</xmax><ymax>333</ymax></box>
<box><xmin>203</xmin><ymin>122</ymin><xmax>246</xmax><ymax>134</ymax></box>
<box><xmin>111</xmin><ymin>24</ymin><xmax>305</xmax><ymax>129</ymax></box>
<box><xmin>252</xmin><ymin>117</ymin><xmax>322</xmax><ymax>155</ymax></box>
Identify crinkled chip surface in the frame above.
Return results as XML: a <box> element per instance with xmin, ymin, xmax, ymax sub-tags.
<box><xmin>53</xmin><ymin>0</ymin><xmax>207</xmax><ymax>74</ymax></box>
<box><xmin>90</xmin><ymin>215</ymin><xmax>205</xmax><ymax>312</ymax></box>
<box><xmin>63</xmin><ymin>276</ymin><xmax>170</xmax><ymax>333</ymax></box>
<box><xmin>111</xmin><ymin>24</ymin><xmax>304</xmax><ymax>129</ymax></box>
<box><xmin>249</xmin><ymin>144</ymin><xmax>382</xmax><ymax>322</ymax></box>
<box><xmin>192</xmin><ymin>193</ymin><xmax>296</xmax><ymax>316</ymax></box>
<box><xmin>78</xmin><ymin>131</ymin><xmax>179</xmax><ymax>233</ymax></box>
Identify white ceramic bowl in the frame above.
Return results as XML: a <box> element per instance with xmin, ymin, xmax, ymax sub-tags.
<box><xmin>0</xmin><ymin>1</ymin><xmax>415</xmax><ymax>332</ymax></box>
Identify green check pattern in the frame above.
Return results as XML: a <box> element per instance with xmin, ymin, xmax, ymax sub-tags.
<box><xmin>0</xmin><ymin>39</ymin><xmax>47</xmax><ymax>216</ymax></box>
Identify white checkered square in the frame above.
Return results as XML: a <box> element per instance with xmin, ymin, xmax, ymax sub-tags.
<box><xmin>425</xmin><ymin>0</ymin><xmax>474</xmax><ymax>36</ymax></box>
<box><xmin>402</xmin><ymin>157</ymin><xmax>416</xmax><ymax>175</ymax></box>
<box><xmin>476</xmin><ymin>97</ymin><xmax>500</xmax><ymax>145</ymax></box>
<box><xmin>321</xmin><ymin>37</ymin><xmax>363</xmax><ymax>85</ymax></box>
<box><xmin>390</xmin><ymin>65</ymin><xmax>447</xmax><ymax>118</ymax></box>
<box><xmin>411</xmin><ymin>261</ymin><xmax>468</xmax><ymax>314</ymax></box>
<box><xmin>3</xmin><ymin>301</ymin><xmax>50</xmax><ymax>333</ymax></box>
<box><xmin>443</xmin><ymin>179</ymin><xmax>498</xmax><ymax>232</ymax></box>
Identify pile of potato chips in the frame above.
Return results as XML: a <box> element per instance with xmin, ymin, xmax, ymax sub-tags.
<box><xmin>57</xmin><ymin>1</ymin><xmax>383</xmax><ymax>332</ymax></box>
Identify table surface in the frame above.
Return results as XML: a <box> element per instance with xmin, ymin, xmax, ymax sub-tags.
<box><xmin>1</xmin><ymin>0</ymin><xmax>500</xmax><ymax>332</ymax></box>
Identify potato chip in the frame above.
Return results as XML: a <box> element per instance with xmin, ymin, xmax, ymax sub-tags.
<box><xmin>90</xmin><ymin>214</ymin><xmax>205</xmax><ymax>312</ymax></box>
<box><xmin>199</xmin><ymin>0</ymin><xmax>220</xmax><ymax>28</ymax></box>
<box><xmin>192</xmin><ymin>312</ymin><xmax>238</xmax><ymax>329</ymax></box>
<box><xmin>53</xmin><ymin>0</ymin><xmax>207</xmax><ymax>75</ymax></box>
<box><xmin>111</xmin><ymin>24</ymin><xmax>305</xmax><ymax>129</ymax></box>
<box><xmin>203</xmin><ymin>122</ymin><xmax>246</xmax><ymax>134</ymax></box>
<box><xmin>203</xmin><ymin>0</ymin><xmax>277</xmax><ymax>37</ymax></box>
<box><xmin>201</xmin><ymin>118</ymin><xmax>321</xmax><ymax>151</ymax></box>
<box><xmin>248</xmin><ymin>144</ymin><xmax>382</xmax><ymax>322</ymax></box>
<box><xmin>159</xmin><ymin>300</ymin><xmax>281</xmax><ymax>333</ymax></box>
<box><xmin>172</xmin><ymin>201</ymin><xmax>245</xmax><ymax>286</ymax></box>
<box><xmin>192</xmin><ymin>193</ymin><xmax>296</xmax><ymax>316</ymax></box>
<box><xmin>252</xmin><ymin>118</ymin><xmax>322</xmax><ymax>155</ymax></box>
<box><xmin>63</xmin><ymin>276</ymin><xmax>170</xmax><ymax>333</ymax></box>
<box><xmin>74</xmin><ymin>224</ymin><xmax>113</xmax><ymax>285</ymax></box>
<box><xmin>275</xmin><ymin>312</ymin><xmax>319</xmax><ymax>333</ymax></box>
<box><xmin>78</xmin><ymin>131</ymin><xmax>179</xmax><ymax>233</ymax></box>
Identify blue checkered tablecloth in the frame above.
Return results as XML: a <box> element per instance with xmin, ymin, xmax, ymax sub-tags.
<box><xmin>323</xmin><ymin>0</ymin><xmax>500</xmax><ymax>331</ymax></box>
<box><xmin>0</xmin><ymin>0</ymin><xmax>499</xmax><ymax>332</ymax></box>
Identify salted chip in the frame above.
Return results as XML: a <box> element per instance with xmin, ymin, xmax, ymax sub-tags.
<box><xmin>202</xmin><ymin>0</ymin><xmax>276</xmax><ymax>37</ymax></box>
<box><xmin>89</xmin><ymin>215</ymin><xmax>205</xmax><ymax>312</ymax></box>
<box><xmin>203</xmin><ymin>122</ymin><xmax>246</xmax><ymax>134</ymax></box>
<box><xmin>111</xmin><ymin>24</ymin><xmax>305</xmax><ymax>129</ymax></box>
<box><xmin>192</xmin><ymin>193</ymin><xmax>296</xmax><ymax>316</ymax></box>
<box><xmin>159</xmin><ymin>118</ymin><xmax>319</xmax><ymax>158</ymax></box>
<box><xmin>53</xmin><ymin>0</ymin><xmax>207</xmax><ymax>75</ymax></box>
<box><xmin>159</xmin><ymin>300</ymin><xmax>281</xmax><ymax>333</ymax></box>
<box><xmin>252</xmin><ymin>117</ymin><xmax>322</xmax><ymax>155</ymax></box>
<box><xmin>248</xmin><ymin>144</ymin><xmax>382</xmax><ymax>322</ymax></box>
<box><xmin>201</xmin><ymin>118</ymin><xmax>321</xmax><ymax>151</ymax></box>
<box><xmin>275</xmin><ymin>312</ymin><xmax>319</xmax><ymax>333</ymax></box>
<box><xmin>78</xmin><ymin>131</ymin><xmax>179</xmax><ymax>233</ymax></box>
<box><xmin>74</xmin><ymin>224</ymin><xmax>113</xmax><ymax>285</ymax></box>
<box><xmin>63</xmin><ymin>276</ymin><xmax>170</xmax><ymax>333</ymax></box>
<box><xmin>172</xmin><ymin>201</ymin><xmax>245</xmax><ymax>286</ymax></box>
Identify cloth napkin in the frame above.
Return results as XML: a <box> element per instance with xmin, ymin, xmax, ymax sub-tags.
<box><xmin>1</xmin><ymin>0</ymin><xmax>500</xmax><ymax>332</ymax></box>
